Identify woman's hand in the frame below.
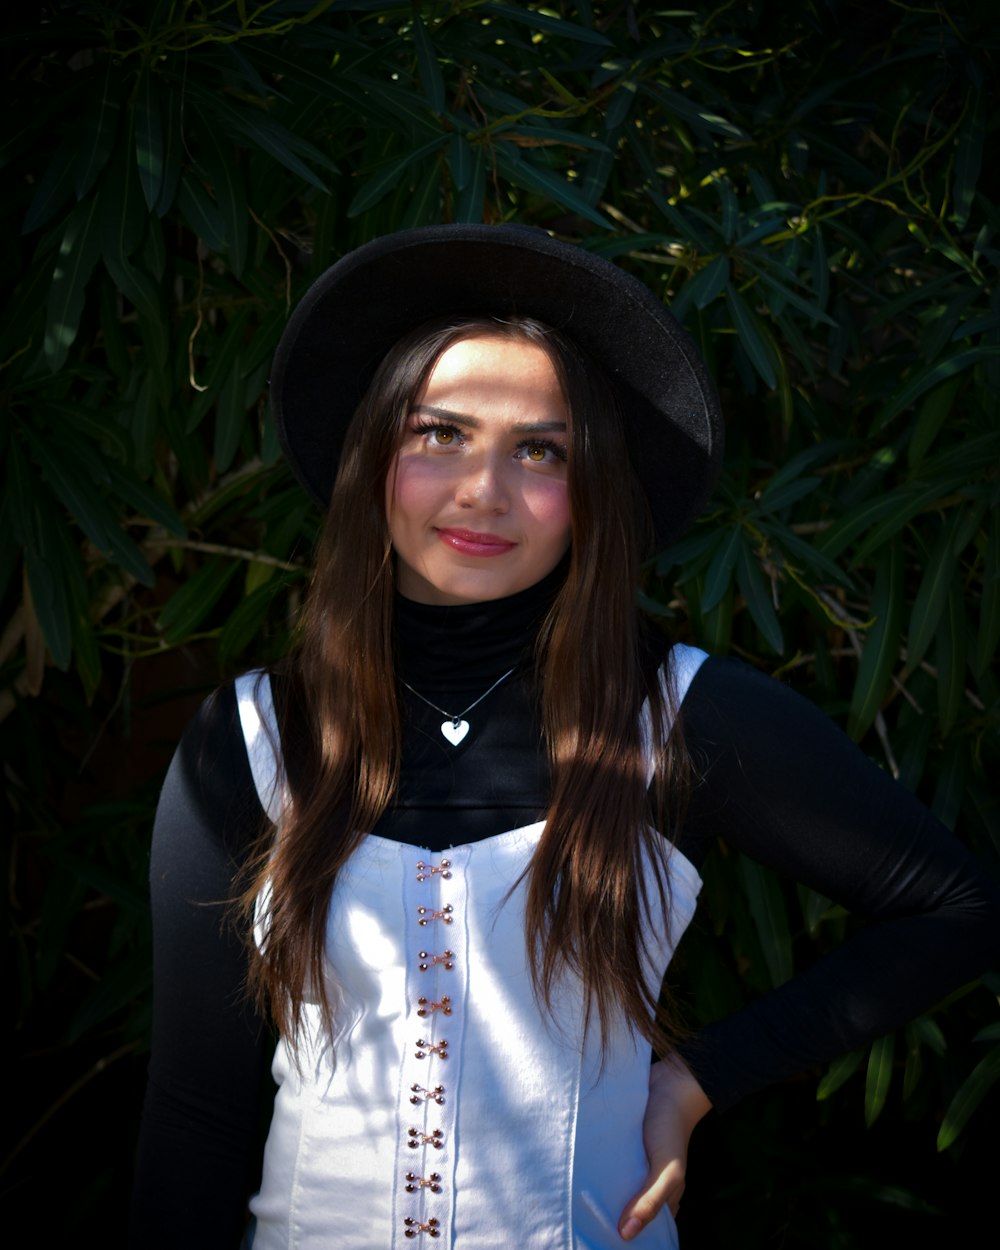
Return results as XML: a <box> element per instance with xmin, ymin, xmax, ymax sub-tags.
<box><xmin>618</xmin><ymin>1057</ymin><xmax>712</xmax><ymax>1241</ymax></box>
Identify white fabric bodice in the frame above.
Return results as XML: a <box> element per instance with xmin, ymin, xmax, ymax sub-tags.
<box><xmin>236</xmin><ymin>645</ymin><xmax>707</xmax><ymax>1249</ymax></box>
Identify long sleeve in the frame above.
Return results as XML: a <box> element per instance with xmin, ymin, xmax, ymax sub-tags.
<box><xmin>130</xmin><ymin>685</ymin><xmax>272</xmax><ymax>1248</ymax></box>
<box><xmin>674</xmin><ymin>656</ymin><xmax>1000</xmax><ymax>1112</ymax></box>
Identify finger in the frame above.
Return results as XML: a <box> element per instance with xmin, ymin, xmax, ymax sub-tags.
<box><xmin>618</xmin><ymin>1167</ymin><xmax>683</xmax><ymax>1240</ymax></box>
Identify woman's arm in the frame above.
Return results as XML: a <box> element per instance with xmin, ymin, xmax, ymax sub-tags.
<box><xmin>129</xmin><ymin>685</ymin><xmax>273</xmax><ymax>1249</ymax></box>
<box><xmin>620</xmin><ymin>655</ymin><xmax>999</xmax><ymax>1239</ymax></box>
<box><xmin>675</xmin><ymin>655</ymin><xmax>1000</xmax><ymax>1111</ymax></box>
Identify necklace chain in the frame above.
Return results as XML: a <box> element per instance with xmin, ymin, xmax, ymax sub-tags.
<box><xmin>401</xmin><ymin>665</ymin><xmax>518</xmax><ymax>728</ymax></box>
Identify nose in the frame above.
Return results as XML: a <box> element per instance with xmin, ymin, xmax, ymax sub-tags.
<box><xmin>455</xmin><ymin>455</ymin><xmax>509</xmax><ymax>513</ymax></box>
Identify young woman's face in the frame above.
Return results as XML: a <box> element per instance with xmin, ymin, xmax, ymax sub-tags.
<box><xmin>386</xmin><ymin>333</ymin><xmax>572</xmax><ymax>605</ymax></box>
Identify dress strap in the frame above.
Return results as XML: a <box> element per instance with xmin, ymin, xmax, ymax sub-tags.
<box><xmin>643</xmin><ymin>643</ymin><xmax>710</xmax><ymax>787</ymax></box>
<box><xmin>234</xmin><ymin>670</ymin><xmax>286</xmax><ymax>824</ymax></box>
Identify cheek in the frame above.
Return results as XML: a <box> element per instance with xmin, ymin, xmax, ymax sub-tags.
<box><xmin>524</xmin><ymin>480</ymin><xmax>572</xmax><ymax>545</ymax></box>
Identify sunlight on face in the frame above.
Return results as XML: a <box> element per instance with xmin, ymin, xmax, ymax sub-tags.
<box><xmin>386</xmin><ymin>334</ymin><xmax>572</xmax><ymax>605</ymax></box>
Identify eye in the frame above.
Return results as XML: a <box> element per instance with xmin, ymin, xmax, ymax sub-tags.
<box><xmin>431</xmin><ymin>427</ymin><xmax>455</xmax><ymax>445</ymax></box>
<box><xmin>516</xmin><ymin>438</ymin><xmax>567</xmax><ymax>465</ymax></box>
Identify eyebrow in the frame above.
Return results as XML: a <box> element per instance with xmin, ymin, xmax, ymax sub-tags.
<box><xmin>411</xmin><ymin>404</ymin><xmax>568</xmax><ymax>435</ymax></box>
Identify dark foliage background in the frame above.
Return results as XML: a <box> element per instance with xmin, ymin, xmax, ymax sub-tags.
<box><xmin>2</xmin><ymin>1</ymin><xmax>998</xmax><ymax>1244</ymax></box>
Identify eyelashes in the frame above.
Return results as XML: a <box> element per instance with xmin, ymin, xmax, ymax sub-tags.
<box><xmin>408</xmin><ymin>418</ymin><xmax>568</xmax><ymax>464</ymax></box>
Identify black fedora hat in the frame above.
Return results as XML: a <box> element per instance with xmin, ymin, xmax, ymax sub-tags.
<box><xmin>271</xmin><ymin>224</ymin><xmax>723</xmax><ymax>545</ymax></box>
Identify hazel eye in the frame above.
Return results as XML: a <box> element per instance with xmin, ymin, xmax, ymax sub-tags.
<box><xmin>432</xmin><ymin>428</ymin><xmax>455</xmax><ymax>445</ymax></box>
<box><xmin>525</xmin><ymin>444</ymin><xmax>547</xmax><ymax>462</ymax></box>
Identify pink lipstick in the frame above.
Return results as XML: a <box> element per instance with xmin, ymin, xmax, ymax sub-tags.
<box><xmin>436</xmin><ymin>528</ymin><xmax>516</xmax><ymax>557</ymax></box>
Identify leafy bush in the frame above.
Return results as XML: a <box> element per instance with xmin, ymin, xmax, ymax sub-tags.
<box><xmin>2</xmin><ymin>1</ymin><xmax>997</xmax><ymax>1242</ymax></box>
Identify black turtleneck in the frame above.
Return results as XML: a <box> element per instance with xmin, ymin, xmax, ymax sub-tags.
<box><xmin>131</xmin><ymin>583</ymin><xmax>1000</xmax><ymax>1248</ymax></box>
<box><xmin>375</xmin><ymin>569</ymin><xmax>560</xmax><ymax>848</ymax></box>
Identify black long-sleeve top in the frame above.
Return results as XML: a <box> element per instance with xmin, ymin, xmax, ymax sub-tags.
<box><xmin>131</xmin><ymin>578</ymin><xmax>1000</xmax><ymax>1246</ymax></box>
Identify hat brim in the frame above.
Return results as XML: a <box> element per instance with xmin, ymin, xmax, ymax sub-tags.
<box><xmin>271</xmin><ymin>224</ymin><xmax>723</xmax><ymax>546</ymax></box>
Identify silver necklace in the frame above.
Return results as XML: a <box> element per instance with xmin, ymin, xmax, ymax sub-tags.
<box><xmin>401</xmin><ymin>666</ymin><xmax>518</xmax><ymax>746</ymax></box>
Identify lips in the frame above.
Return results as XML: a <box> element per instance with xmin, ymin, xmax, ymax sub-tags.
<box><xmin>436</xmin><ymin>527</ymin><xmax>517</xmax><ymax>557</ymax></box>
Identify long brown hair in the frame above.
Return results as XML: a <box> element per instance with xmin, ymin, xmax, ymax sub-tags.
<box><xmin>242</xmin><ymin>314</ymin><xmax>690</xmax><ymax>1057</ymax></box>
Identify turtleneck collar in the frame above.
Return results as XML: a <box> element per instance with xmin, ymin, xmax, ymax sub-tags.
<box><xmin>394</xmin><ymin>560</ymin><xmax>567</xmax><ymax>689</ymax></box>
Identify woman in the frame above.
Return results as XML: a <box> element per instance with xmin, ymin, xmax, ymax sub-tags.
<box><xmin>132</xmin><ymin>225</ymin><xmax>1000</xmax><ymax>1248</ymax></box>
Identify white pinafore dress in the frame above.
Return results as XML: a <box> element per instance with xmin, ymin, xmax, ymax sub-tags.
<box><xmin>235</xmin><ymin>645</ymin><xmax>707</xmax><ymax>1250</ymax></box>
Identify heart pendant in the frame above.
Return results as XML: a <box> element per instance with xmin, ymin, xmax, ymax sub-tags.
<box><xmin>440</xmin><ymin>719</ymin><xmax>470</xmax><ymax>746</ymax></box>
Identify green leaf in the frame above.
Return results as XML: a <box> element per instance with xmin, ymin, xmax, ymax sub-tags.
<box><xmin>726</xmin><ymin>287</ymin><xmax>777</xmax><ymax>389</ymax></box>
<box><xmin>22</xmin><ymin>134</ymin><xmax>77</xmax><ymax>235</ymax></box>
<box><xmin>218</xmin><ymin>581</ymin><xmax>282</xmax><ymax>670</ymax></box>
<box><xmin>864</xmin><ymin>1032</ymin><xmax>895</xmax><ymax>1127</ymax></box>
<box><xmin>935</xmin><ymin>572</ymin><xmax>967</xmax><ymax>736</ymax></box>
<box><xmin>154</xmin><ymin>79</ymin><xmax>183</xmax><ymax>217</ymax></box>
<box><xmin>74</xmin><ymin>59</ymin><xmax>120</xmax><ymax>198</ymax></box>
<box><xmin>931</xmin><ymin>737</ymin><xmax>966</xmax><ymax>832</ymax></box>
<box><xmin>399</xmin><ymin>160</ymin><xmax>442</xmax><ymax>230</ymax></box>
<box><xmin>349</xmin><ymin>136</ymin><xmax>447</xmax><ymax>217</ymax></box>
<box><xmin>214</xmin><ymin>357</ymin><xmax>247</xmax><ymax>474</ymax></box>
<box><xmin>101</xmin><ymin>123</ymin><xmax>147</xmax><ymax>272</ymax></box>
<box><xmin>877</xmin><ymin>346</ymin><xmax>1000</xmax><ymax>429</ymax></box>
<box><xmin>449</xmin><ymin>132</ymin><xmax>472</xmax><ymax>191</ymax></box>
<box><xmin>455</xmin><ymin>139</ymin><xmax>486</xmax><ymax>223</ymax></box>
<box><xmin>953</xmin><ymin>85</ymin><xmax>984</xmax><ymax>230</ymax></box>
<box><xmin>848</xmin><ymin>538</ymin><xmax>902</xmax><ymax>741</ymax></box>
<box><xmin>481</xmin><ymin>2</ymin><xmax>613</xmax><ymax>45</ymax></box>
<box><xmin>494</xmin><ymin>146</ymin><xmax>610</xmax><ymax>230</ymax></box>
<box><xmin>907</xmin><ymin>376</ymin><xmax>963</xmax><ymax>468</ymax></box>
<box><xmin>178</xmin><ymin>171</ymin><xmax>228</xmax><ymax>253</ymax></box>
<box><xmin>412</xmin><ymin>15</ymin><xmax>446</xmax><ymax>114</ymax></box>
<box><xmin>104</xmin><ymin>461</ymin><xmax>185</xmax><ymax>538</ymax></box>
<box><xmin>158</xmin><ymin>557</ymin><xmax>241</xmax><ymax>644</ymax></box>
<box><xmin>44</xmin><ymin>193</ymin><xmax>104</xmax><ymax>372</ymax></box>
<box><xmin>975</xmin><ymin>505</ymin><xmax>1000</xmax><ymax>677</ymax></box>
<box><xmin>906</xmin><ymin>517</ymin><xmax>960</xmax><ymax>674</ymax></box>
<box><xmin>193</xmin><ymin>112</ymin><xmax>248</xmax><ymax>278</ymax></box>
<box><xmin>736</xmin><ymin>543</ymin><xmax>783</xmax><ymax>654</ymax></box>
<box><xmin>737</xmin><ymin>856</ymin><xmax>793</xmax><ymax>987</ymax></box>
<box><xmin>937</xmin><ymin>1046</ymin><xmax>1000</xmax><ymax>1151</ymax></box>
<box><xmin>817</xmin><ymin>1047</ymin><xmax>866</xmax><ymax>1100</ymax></box>
<box><xmin>701</xmin><ymin>525</ymin><xmax>741</xmax><ymax>613</ymax></box>
<box><xmin>686</xmin><ymin>256</ymin><xmax>729</xmax><ymax>311</ymax></box>
<box><xmin>135</xmin><ymin>63</ymin><xmax>164</xmax><ymax>211</ymax></box>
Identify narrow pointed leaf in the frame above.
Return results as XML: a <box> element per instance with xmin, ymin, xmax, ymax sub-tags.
<box><xmin>44</xmin><ymin>193</ymin><xmax>104</xmax><ymax>372</ymax></box>
<box><xmin>101</xmin><ymin>123</ymin><xmax>147</xmax><ymax>271</ymax></box>
<box><xmin>178</xmin><ymin>172</ymin><xmax>227</xmax><ymax>253</ymax></box>
<box><xmin>154</xmin><ymin>80</ymin><xmax>183</xmax><ymax>217</ymax></box>
<box><xmin>214</xmin><ymin>357</ymin><xmax>247</xmax><ymax>474</ymax></box>
<box><xmin>701</xmin><ymin>525</ymin><xmax>742</xmax><ymax>613</ymax></box>
<box><xmin>726</xmin><ymin>287</ymin><xmax>777</xmax><ymax>389</ymax></box>
<box><xmin>74</xmin><ymin>60</ymin><xmax>120</xmax><ymax>198</ymax></box>
<box><xmin>194</xmin><ymin>119</ymin><xmax>248</xmax><ymax>278</ymax></box>
<box><xmin>499</xmin><ymin>147</ymin><xmax>610</xmax><ymax>229</ymax></box>
<box><xmin>22</xmin><ymin>134</ymin><xmax>77</xmax><ymax>235</ymax></box>
<box><xmin>906</xmin><ymin>518</ymin><xmax>960</xmax><ymax>673</ymax></box>
<box><xmin>737</xmin><ymin>543</ymin><xmax>784</xmax><ymax>654</ymax></box>
<box><xmin>817</xmin><ymin>1047</ymin><xmax>866</xmax><ymax>1100</ymax></box>
<box><xmin>158</xmin><ymin>558</ymin><xmax>241</xmax><ymax>644</ymax></box>
<box><xmin>737</xmin><ymin>856</ymin><xmax>793</xmax><ymax>987</ymax></box>
<box><xmin>937</xmin><ymin>1047</ymin><xmax>1000</xmax><ymax>1151</ymax></box>
<box><xmin>482</xmin><ymin>2</ymin><xmax>613</xmax><ymax>45</ymax></box>
<box><xmin>864</xmin><ymin>1032</ymin><xmax>895</xmax><ymax>1127</ymax></box>
<box><xmin>975</xmin><ymin>506</ymin><xmax>1000</xmax><ymax>676</ymax></box>
<box><xmin>935</xmin><ymin>573</ymin><xmax>967</xmax><ymax>736</ymax></box>
<box><xmin>135</xmin><ymin>64</ymin><xmax>164</xmax><ymax>211</ymax></box>
<box><xmin>848</xmin><ymin>538</ymin><xmax>902</xmax><ymax>741</ymax></box>
<box><xmin>877</xmin><ymin>346</ymin><xmax>1000</xmax><ymax>428</ymax></box>
<box><xmin>449</xmin><ymin>132</ymin><xmax>472</xmax><ymax>191</ymax></box>
<box><xmin>349</xmin><ymin>136</ymin><xmax>447</xmax><ymax>216</ymax></box>
<box><xmin>413</xmin><ymin>16</ymin><xmax>446</xmax><ymax>114</ymax></box>
<box><xmin>953</xmin><ymin>85</ymin><xmax>984</xmax><ymax>229</ymax></box>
